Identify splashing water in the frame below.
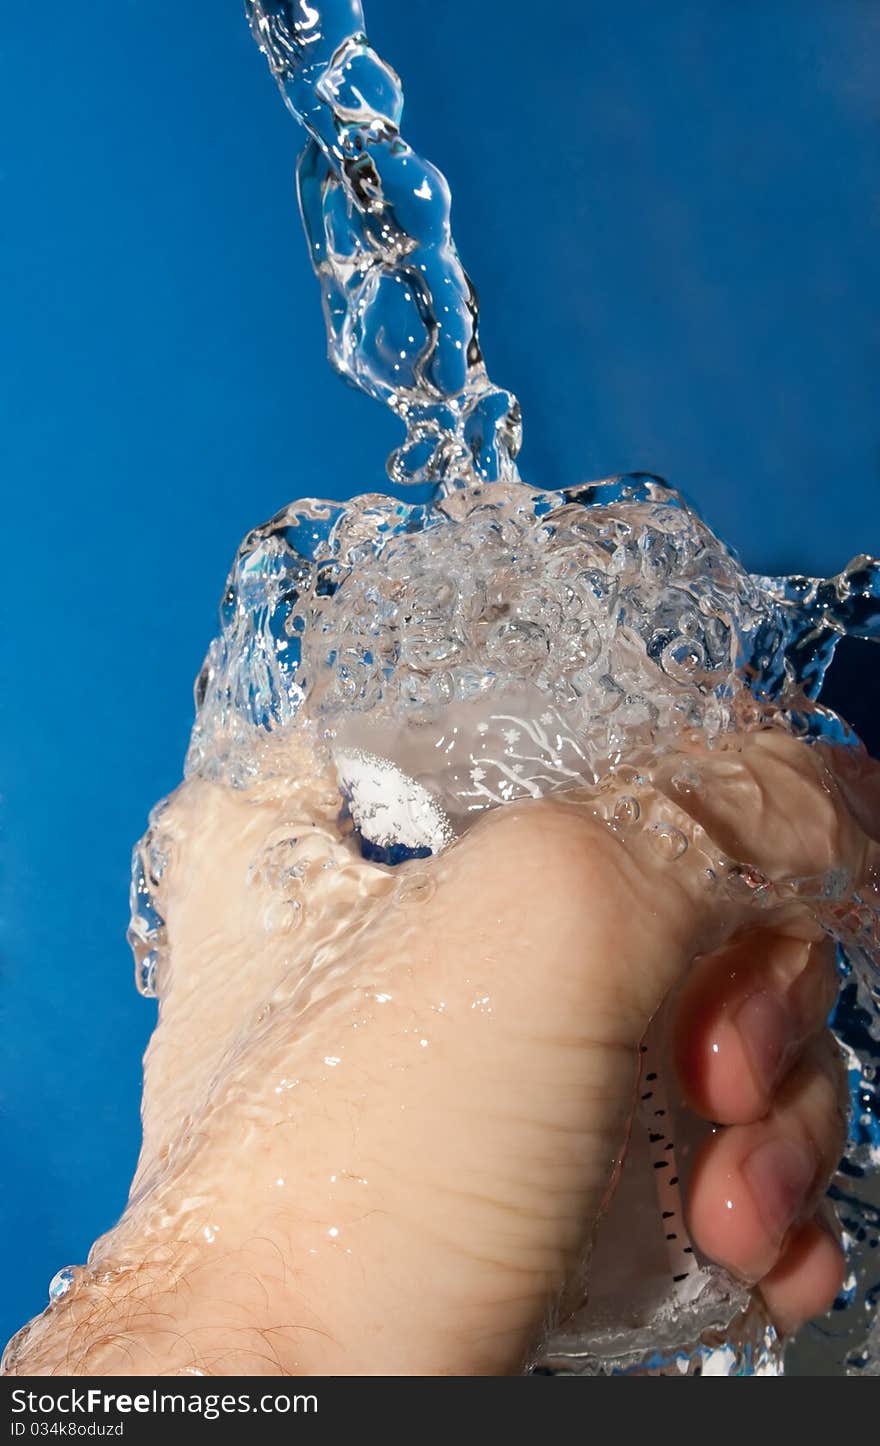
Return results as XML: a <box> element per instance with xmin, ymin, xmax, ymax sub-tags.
<box><xmin>9</xmin><ymin>0</ymin><xmax>878</xmax><ymax>1378</ymax></box>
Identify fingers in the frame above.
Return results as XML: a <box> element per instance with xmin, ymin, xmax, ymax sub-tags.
<box><xmin>757</xmin><ymin>1214</ymin><xmax>846</xmax><ymax>1337</ymax></box>
<box><xmin>655</xmin><ymin>729</ymin><xmax>880</xmax><ymax>898</ymax></box>
<box><xmin>674</xmin><ymin>925</ymin><xmax>848</xmax><ymax>1335</ymax></box>
<box><xmin>673</xmin><ymin>931</ymin><xmax>838</xmax><ymax>1124</ymax></box>
<box><xmin>686</xmin><ymin>1038</ymin><xmax>847</xmax><ymax>1285</ymax></box>
<box><xmin>570</xmin><ymin>729</ymin><xmax>880</xmax><ymax>1030</ymax></box>
<box><xmin>673</xmin><ymin>926</ymin><xmax>847</xmax><ymax>1332</ymax></box>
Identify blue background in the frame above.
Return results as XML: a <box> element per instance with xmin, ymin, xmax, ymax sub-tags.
<box><xmin>1</xmin><ymin>0</ymin><xmax>878</xmax><ymax>1344</ymax></box>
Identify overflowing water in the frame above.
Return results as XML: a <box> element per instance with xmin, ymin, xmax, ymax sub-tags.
<box><xmin>4</xmin><ymin>0</ymin><xmax>878</xmax><ymax>1378</ymax></box>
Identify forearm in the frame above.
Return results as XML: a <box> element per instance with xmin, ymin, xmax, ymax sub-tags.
<box><xmin>5</xmin><ymin>1035</ymin><xmax>627</xmax><ymax>1380</ymax></box>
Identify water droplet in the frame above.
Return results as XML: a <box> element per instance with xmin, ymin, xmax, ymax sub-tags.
<box><xmin>615</xmin><ymin>765</ymin><xmax>645</xmax><ymax>787</ymax></box>
<box><xmin>48</xmin><ymin>1267</ymin><xmax>77</xmax><ymax>1303</ymax></box>
<box><xmin>137</xmin><ymin>951</ymin><xmax>158</xmax><ymax>998</ymax></box>
<box><xmin>649</xmin><ymin>823</ymin><xmax>688</xmax><ymax>860</ymax></box>
<box><xmin>613</xmin><ymin>795</ymin><xmax>641</xmax><ymax>827</ymax></box>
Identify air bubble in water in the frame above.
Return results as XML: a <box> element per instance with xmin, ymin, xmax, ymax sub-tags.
<box><xmin>660</xmin><ymin>637</ymin><xmax>706</xmax><ymax>683</ymax></box>
<box><xmin>486</xmin><ymin>619</ymin><xmax>548</xmax><ymax>672</ymax></box>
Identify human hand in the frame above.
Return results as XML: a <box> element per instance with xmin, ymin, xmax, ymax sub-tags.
<box><xmin>6</xmin><ymin>728</ymin><xmax>878</xmax><ymax>1375</ymax></box>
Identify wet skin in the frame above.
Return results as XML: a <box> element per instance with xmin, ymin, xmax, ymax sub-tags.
<box><xmin>6</xmin><ymin>728</ymin><xmax>879</xmax><ymax>1375</ymax></box>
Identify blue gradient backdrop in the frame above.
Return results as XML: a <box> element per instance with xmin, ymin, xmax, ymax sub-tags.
<box><xmin>1</xmin><ymin>1</ymin><xmax>878</xmax><ymax>1343</ymax></box>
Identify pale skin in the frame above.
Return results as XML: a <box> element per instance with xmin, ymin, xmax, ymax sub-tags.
<box><xmin>6</xmin><ymin>727</ymin><xmax>879</xmax><ymax>1376</ymax></box>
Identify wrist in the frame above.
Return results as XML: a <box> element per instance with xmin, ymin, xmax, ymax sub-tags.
<box><xmin>2</xmin><ymin>1238</ymin><xmax>306</xmax><ymax>1378</ymax></box>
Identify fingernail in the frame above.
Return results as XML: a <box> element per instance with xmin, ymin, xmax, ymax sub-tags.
<box><xmin>742</xmin><ymin>1137</ymin><xmax>816</xmax><ymax>1244</ymax></box>
<box><xmin>733</xmin><ymin>990</ymin><xmax>796</xmax><ymax>1091</ymax></box>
